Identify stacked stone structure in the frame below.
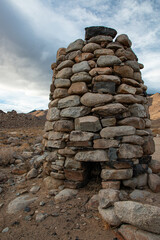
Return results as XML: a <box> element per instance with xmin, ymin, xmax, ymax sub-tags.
<box><xmin>43</xmin><ymin>26</ymin><xmax>155</xmax><ymax>191</ymax></box>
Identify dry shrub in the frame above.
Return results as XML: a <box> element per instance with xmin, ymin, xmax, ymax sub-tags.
<box><xmin>0</xmin><ymin>147</ymin><xmax>18</xmax><ymax>166</ymax></box>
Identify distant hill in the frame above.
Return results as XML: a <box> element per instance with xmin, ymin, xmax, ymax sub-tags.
<box><xmin>28</xmin><ymin>109</ymin><xmax>47</xmax><ymax>118</ymax></box>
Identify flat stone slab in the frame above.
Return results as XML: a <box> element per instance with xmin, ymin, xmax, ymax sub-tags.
<box><xmin>85</xmin><ymin>26</ymin><xmax>117</xmax><ymax>40</ymax></box>
<box><xmin>75</xmin><ymin>150</ymin><xmax>109</xmax><ymax>162</ymax></box>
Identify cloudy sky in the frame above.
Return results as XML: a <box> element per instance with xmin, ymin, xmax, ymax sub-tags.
<box><xmin>0</xmin><ymin>0</ymin><xmax>160</xmax><ymax>113</ymax></box>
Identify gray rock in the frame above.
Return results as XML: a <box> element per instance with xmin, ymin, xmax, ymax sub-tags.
<box><xmin>2</xmin><ymin>227</ymin><xmax>9</xmax><ymax>233</ymax></box>
<box><xmin>93</xmin><ymin>81</ymin><xmax>115</xmax><ymax>94</ymax></box>
<box><xmin>60</xmin><ymin>106</ymin><xmax>91</xmax><ymax>118</ymax></box>
<box><xmin>64</xmin><ymin>157</ymin><xmax>82</xmax><ymax>170</ymax></box>
<box><xmin>58</xmin><ymin>95</ymin><xmax>80</xmax><ymax>109</ymax></box>
<box><xmin>66</xmin><ymin>39</ymin><xmax>84</xmax><ymax>53</ymax></box>
<box><xmin>101</xmin><ymin>168</ymin><xmax>133</xmax><ymax>180</ymax></box>
<box><xmin>72</xmin><ymin>61</ymin><xmax>90</xmax><ymax>73</ymax></box>
<box><xmin>54</xmin><ymin>79</ymin><xmax>71</xmax><ymax>88</ymax></box>
<box><xmin>27</xmin><ymin>168</ymin><xmax>38</xmax><ymax>179</ymax></box>
<box><xmin>129</xmin><ymin>189</ymin><xmax>151</xmax><ymax>201</ymax></box>
<box><xmin>125</xmin><ymin>60</ymin><xmax>140</xmax><ymax>71</ymax></box>
<box><xmin>30</xmin><ymin>185</ymin><xmax>40</xmax><ymax>194</ymax></box>
<box><xmin>54</xmin><ymin>189</ymin><xmax>78</xmax><ymax>203</ymax></box>
<box><xmin>81</xmin><ymin>92</ymin><xmax>113</xmax><ymax>107</ymax></box>
<box><xmin>56</xmin><ymin>67</ymin><xmax>73</xmax><ymax>79</ymax></box>
<box><xmin>118</xmin><ymin>144</ymin><xmax>143</xmax><ymax>159</ymax></box>
<box><xmin>46</xmin><ymin>108</ymin><xmax>60</xmax><ymax>121</ymax></box>
<box><xmin>148</xmin><ymin>174</ymin><xmax>160</xmax><ymax>193</ymax></box>
<box><xmin>56</xmin><ymin>60</ymin><xmax>74</xmax><ymax>71</ymax></box>
<box><xmin>129</xmin><ymin>103</ymin><xmax>147</xmax><ymax>118</ymax></box>
<box><xmin>122</xmin><ymin>135</ymin><xmax>144</xmax><ymax>145</ymax></box>
<box><xmin>114</xmin><ymin>94</ymin><xmax>139</xmax><ymax>104</ymax></box>
<box><xmin>43</xmin><ymin>176</ymin><xmax>63</xmax><ymax>190</ymax></box>
<box><xmin>75</xmin><ymin>150</ymin><xmax>109</xmax><ymax>162</ymax></box>
<box><xmin>99</xmin><ymin>189</ymin><xmax>119</xmax><ymax>209</ymax></box>
<box><xmin>114</xmin><ymin>201</ymin><xmax>160</xmax><ymax>234</ymax></box>
<box><xmin>71</xmin><ymin>72</ymin><xmax>92</xmax><ymax>82</ymax></box>
<box><xmin>70</xmin><ymin>131</ymin><xmax>94</xmax><ymax>141</ymax></box>
<box><xmin>7</xmin><ymin>195</ymin><xmax>37</xmax><ymax>214</ymax></box>
<box><xmin>36</xmin><ymin>213</ymin><xmax>48</xmax><ymax>222</ymax></box>
<box><xmin>97</xmin><ymin>55</ymin><xmax>121</xmax><ymax>67</ymax></box>
<box><xmin>100</xmin><ymin>126</ymin><xmax>136</xmax><ymax>138</ymax></box>
<box><xmin>82</xmin><ymin>42</ymin><xmax>101</xmax><ymax>52</ymax></box>
<box><xmin>101</xmin><ymin>117</ymin><xmax>116</xmax><ymax>127</ymax></box>
<box><xmin>88</xmin><ymin>35</ymin><xmax>113</xmax><ymax>43</ymax></box>
<box><xmin>75</xmin><ymin>116</ymin><xmax>102</xmax><ymax>132</ymax></box>
<box><xmin>92</xmin><ymin>103</ymin><xmax>127</xmax><ymax>116</ymax></box>
<box><xmin>98</xmin><ymin>206</ymin><xmax>121</xmax><ymax>226</ymax></box>
<box><xmin>93</xmin><ymin>74</ymin><xmax>121</xmax><ymax>84</ymax></box>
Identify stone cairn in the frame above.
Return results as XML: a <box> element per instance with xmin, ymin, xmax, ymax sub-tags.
<box><xmin>43</xmin><ymin>26</ymin><xmax>155</xmax><ymax>191</ymax></box>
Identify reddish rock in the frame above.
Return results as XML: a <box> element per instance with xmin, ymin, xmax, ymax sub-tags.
<box><xmin>117</xmin><ymin>83</ymin><xmax>136</xmax><ymax>95</ymax></box>
<box><xmin>75</xmin><ymin>52</ymin><xmax>94</xmax><ymax>63</ymax></box>
<box><xmin>114</xmin><ymin>65</ymin><xmax>134</xmax><ymax>78</ymax></box>
<box><xmin>64</xmin><ymin>169</ymin><xmax>88</xmax><ymax>181</ymax></box>
<box><xmin>89</xmin><ymin>67</ymin><xmax>112</xmax><ymax>76</ymax></box>
<box><xmin>68</xmin><ymin>82</ymin><xmax>88</xmax><ymax>95</ymax></box>
<box><xmin>116</xmin><ymin>34</ymin><xmax>132</xmax><ymax>47</ymax></box>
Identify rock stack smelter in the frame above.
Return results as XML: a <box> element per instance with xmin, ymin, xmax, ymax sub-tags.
<box><xmin>43</xmin><ymin>26</ymin><xmax>155</xmax><ymax>190</ymax></box>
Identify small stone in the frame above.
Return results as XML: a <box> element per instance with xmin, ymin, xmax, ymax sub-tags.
<box><xmin>43</xmin><ymin>176</ymin><xmax>64</xmax><ymax>190</ymax></box>
<box><xmin>99</xmin><ymin>189</ymin><xmax>119</xmax><ymax>209</ymax></box>
<box><xmin>89</xmin><ymin>67</ymin><xmax>112</xmax><ymax>76</ymax></box>
<box><xmin>98</xmin><ymin>206</ymin><xmax>121</xmax><ymax>227</ymax></box>
<box><xmin>58</xmin><ymin>95</ymin><xmax>80</xmax><ymax>109</ymax></box>
<box><xmin>40</xmin><ymin>201</ymin><xmax>45</xmax><ymax>206</ymax></box>
<box><xmin>25</xmin><ymin>215</ymin><xmax>32</xmax><ymax>221</ymax></box>
<box><xmin>86</xmin><ymin>194</ymin><xmax>99</xmax><ymax>210</ymax></box>
<box><xmin>97</xmin><ymin>55</ymin><xmax>121</xmax><ymax>67</ymax></box>
<box><xmin>27</xmin><ymin>168</ymin><xmax>38</xmax><ymax>179</ymax></box>
<box><xmin>82</xmin><ymin>43</ymin><xmax>101</xmax><ymax>52</ymax></box>
<box><xmin>81</xmin><ymin>92</ymin><xmax>113</xmax><ymax>107</ymax></box>
<box><xmin>2</xmin><ymin>227</ymin><xmax>9</xmax><ymax>233</ymax></box>
<box><xmin>129</xmin><ymin>189</ymin><xmax>151</xmax><ymax>201</ymax></box>
<box><xmin>72</xmin><ymin>61</ymin><xmax>90</xmax><ymax>73</ymax></box>
<box><xmin>71</xmin><ymin>72</ymin><xmax>92</xmax><ymax>83</ymax></box>
<box><xmin>75</xmin><ymin>150</ymin><xmax>109</xmax><ymax>162</ymax></box>
<box><xmin>54</xmin><ymin>79</ymin><xmax>71</xmax><ymax>88</ymax></box>
<box><xmin>60</xmin><ymin>106</ymin><xmax>90</xmax><ymax>118</ymax></box>
<box><xmin>30</xmin><ymin>185</ymin><xmax>40</xmax><ymax>194</ymax></box>
<box><xmin>66</xmin><ymin>39</ymin><xmax>84</xmax><ymax>53</ymax></box>
<box><xmin>56</xmin><ymin>67</ymin><xmax>73</xmax><ymax>79</ymax></box>
<box><xmin>101</xmin><ymin>169</ymin><xmax>133</xmax><ymax>180</ymax></box>
<box><xmin>24</xmin><ymin>206</ymin><xmax>31</xmax><ymax>212</ymax></box>
<box><xmin>117</xmin><ymin>83</ymin><xmax>136</xmax><ymax>95</ymax></box>
<box><xmin>121</xmin><ymin>135</ymin><xmax>144</xmax><ymax>145</ymax></box>
<box><xmin>75</xmin><ymin>116</ymin><xmax>102</xmax><ymax>132</ymax></box>
<box><xmin>54</xmin><ymin>189</ymin><xmax>78</xmax><ymax>203</ymax></box>
<box><xmin>148</xmin><ymin>174</ymin><xmax>160</xmax><ymax>193</ymax></box>
<box><xmin>36</xmin><ymin>213</ymin><xmax>48</xmax><ymax>222</ymax></box>
<box><xmin>100</xmin><ymin>126</ymin><xmax>135</xmax><ymax>139</ymax></box>
<box><xmin>68</xmin><ymin>82</ymin><xmax>88</xmax><ymax>95</ymax></box>
<box><xmin>116</xmin><ymin>34</ymin><xmax>132</xmax><ymax>47</ymax></box>
<box><xmin>114</xmin><ymin>65</ymin><xmax>134</xmax><ymax>78</ymax></box>
<box><xmin>46</xmin><ymin>108</ymin><xmax>60</xmax><ymax>121</ymax></box>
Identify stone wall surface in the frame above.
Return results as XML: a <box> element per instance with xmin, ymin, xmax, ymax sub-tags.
<box><xmin>43</xmin><ymin>26</ymin><xmax>155</xmax><ymax>190</ymax></box>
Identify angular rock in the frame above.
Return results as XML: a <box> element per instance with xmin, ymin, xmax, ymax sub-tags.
<box><xmin>53</xmin><ymin>88</ymin><xmax>68</xmax><ymax>99</ymax></box>
<box><xmin>64</xmin><ymin>169</ymin><xmax>87</xmax><ymax>181</ymax></box>
<box><xmin>56</xmin><ymin>67</ymin><xmax>73</xmax><ymax>79</ymax></box>
<box><xmin>54</xmin><ymin>120</ymin><xmax>74</xmax><ymax>132</ymax></box>
<box><xmin>64</xmin><ymin>157</ymin><xmax>82</xmax><ymax>169</ymax></box>
<box><xmin>30</xmin><ymin>186</ymin><xmax>40</xmax><ymax>194</ymax></box>
<box><xmin>93</xmin><ymin>139</ymin><xmax>119</xmax><ymax>149</ymax></box>
<box><xmin>75</xmin><ymin>150</ymin><xmax>109</xmax><ymax>162</ymax></box>
<box><xmin>70</xmin><ymin>131</ymin><xmax>94</xmax><ymax>141</ymax></box>
<box><xmin>97</xmin><ymin>55</ymin><xmax>121</xmax><ymax>67</ymax></box>
<box><xmin>66</xmin><ymin>39</ymin><xmax>84</xmax><ymax>53</ymax></box>
<box><xmin>100</xmin><ymin>126</ymin><xmax>135</xmax><ymax>138</ymax></box>
<box><xmin>114</xmin><ymin>65</ymin><xmax>134</xmax><ymax>78</ymax></box>
<box><xmin>114</xmin><ymin>201</ymin><xmax>160</xmax><ymax>234</ymax></box>
<box><xmin>58</xmin><ymin>95</ymin><xmax>80</xmax><ymax>109</ymax></box>
<box><xmin>143</xmin><ymin>136</ymin><xmax>155</xmax><ymax>155</ymax></box>
<box><xmin>122</xmin><ymin>135</ymin><xmax>144</xmax><ymax>145</ymax></box>
<box><xmin>54</xmin><ymin>189</ymin><xmax>78</xmax><ymax>203</ymax></box>
<box><xmin>68</xmin><ymin>82</ymin><xmax>88</xmax><ymax>95</ymax></box>
<box><xmin>94</xmin><ymin>48</ymin><xmax>114</xmax><ymax>57</ymax></box>
<box><xmin>101</xmin><ymin>168</ymin><xmax>133</xmax><ymax>180</ymax></box>
<box><xmin>86</xmin><ymin>194</ymin><xmax>99</xmax><ymax>210</ymax></box>
<box><xmin>148</xmin><ymin>174</ymin><xmax>160</xmax><ymax>193</ymax></box>
<box><xmin>99</xmin><ymin>189</ymin><xmax>119</xmax><ymax>209</ymax></box>
<box><xmin>85</xmin><ymin>26</ymin><xmax>117</xmax><ymax>40</ymax></box>
<box><xmin>75</xmin><ymin>116</ymin><xmax>102</xmax><ymax>132</ymax></box>
<box><xmin>7</xmin><ymin>195</ymin><xmax>37</xmax><ymax>214</ymax></box>
<box><xmin>43</xmin><ymin>176</ymin><xmax>64</xmax><ymax>189</ymax></box>
<box><xmin>102</xmin><ymin>181</ymin><xmax>120</xmax><ymax>190</ymax></box>
<box><xmin>60</xmin><ymin>106</ymin><xmax>90</xmax><ymax>118</ymax></box>
<box><xmin>72</xmin><ymin>61</ymin><xmax>90</xmax><ymax>73</ymax></box>
<box><xmin>114</xmin><ymin>94</ymin><xmax>139</xmax><ymax>104</ymax></box>
<box><xmin>117</xmin><ymin>83</ymin><xmax>136</xmax><ymax>94</ymax></box>
<box><xmin>46</xmin><ymin>108</ymin><xmax>60</xmax><ymax>121</ymax></box>
<box><xmin>89</xmin><ymin>67</ymin><xmax>112</xmax><ymax>76</ymax></box>
<box><xmin>101</xmin><ymin>118</ymin><xmax>116</xmax><ymax>127</ymax></box>
<box><xmin>82</xmin><ymin>43</ymin><xmax>101</xmax><ymax>52</ymax></box>
<box><xmin>45</xmin><ymin>140</ymin><xmax>65</xmax><ymax>149</ymax></box>
<box><xmin>93</xmin><ymin>81</ymin><xmax>115</xmax><ymax>94</ymax></box>
<box><xmin>98</xmin><ymin>206</ymin><xmax>121</xmax><ymax>226</ymax></box>
<box><xmin>54</xmin><ymin>79</ymin><xmax>71</xmax><ymax>88</ymax></box>
<box><xmin>118</xmin><ymin>144</ymin><xmax>143</xmax><ymax>159</ymax></box>
<box><xmin>71</xmin><ymin>72</ymin><xmax>92</xmax><ymax>83</ymax></box>
<box><xmin>93</xmin><ymin>75</ymin><xmax>121</xmax><ymax>84</ymax></box>
<box><xmin>81</xmin><ymin>92</ymin><xmax>113</xmax><ymax>107</ymax></box>
<box><xmin>56</xmin><ymin>60</ymin><xmax>74</xmax><ymax>71</ymax></box>
<box><xmin>27</xmin><ymin>168</ymin><xmax>38</xmax><ymax>179</ymax></box>
<box><xmin>75</xmin><ymin>52</ymin><xmax>94</xmax><ymax>63</ymax></box>
<box><xmin>129</xmin><ymin>103</ymin><xmax>147</xmax><ymax>118</ymax></box>
<box><xmin>118</xmin><ymin>117</ymin><xmax>145</xmax><ymax>129</ymax></box>
<box><xmin>116</xmin><ymin>34</ymin><xmax>132</xmax><ymax>47</ymax></box>
<box><xmin>58</xmin><ymin>147</ymin><xmax>76</xmax><ymax>156</ymax></box>
<box><xmin>119</xmin><ymin>224</ymin><xmax>160</xmax><ymax>240</ymax></box>
<box><xmin>149</xmin><ymin>159</ymin><xmax>160</xmax><ymax>174</ymax></box>
<box><xmin>92</xmin><ymin>103</ymin><xmax>127</xmax><ymax>116</ymax></box>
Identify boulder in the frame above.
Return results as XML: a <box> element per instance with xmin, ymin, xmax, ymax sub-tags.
<box><xmin>129</xmin><ymin>103</ymin><xmax>147</xmax><ymax>118</ymax></box>
<box><xmin>54</xmin><ymin>79</ymin><xmax>71</xmax><ymax>88</ymax></box>
<box><xmin>114</xmin><ymin>65</ymin><xmax>134</xmax><ymax>78</ymax></box>
<box><xmin>46</xmin><ymin>108</ymin><xmax>60</xmax><ymax>121</ymax></box>
<box><xmin>66</xmin><ymin>39</ymin><xmax>84</xmax><ymax>53</ymax></box>
<box><xmin>82</xmin><ymin>43</ymin><xmax>101</xmax><ymax>52</ymax></box>
<box><xmin>71</xmin><ymin>72</ymin><xmax>92</xmax><ymax>83</ymax></box>
<box><xmin>56</xmin><ymin>60</ymin><xmax>74</xmax><ymax>71</ymax></box>
<box><xmin>54</xmin><ymin>120</ymin><xmax>74</xmax><ymax>132</ymax></box>
<box><xmin>43</xmin><ymin>176</ymin><xmax>64</xmax><ymax>190</ymax></box>
<box><xmin>85</xmin><ymin>26</ymin><xmax>117</xmax><ymax>40</ymax></box>
<box><xmin>56</xmin><ymin>67</ymin><xmax>73</xmax><ymax>79</ymax></box>
<box><xmin>116</xmin><ymin>34</ymin><xmax>132</xmax><ymax>47</ymax></box>
<box><xmin>53</xmin><ymin>88</ymin><xmax>68</xmax><ymax>99</ymax></box>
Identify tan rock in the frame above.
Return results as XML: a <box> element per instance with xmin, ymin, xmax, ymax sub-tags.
<box><xmin>64</xmin><ymin>169</ymin><xmax>87</xmax><ymax>181</ymax></box>
<box><xmin>93</xmin><ymin>75</ymin><xmax>121</xmax><ymax>84</ymax></box>
<box><xmin>70</xmin><ymin>131</ymin><xmax>94</xmax><ymax>141</ymax></box>
<box><xmin>94</xmin><ymin>48</ymin><xmax>114</xmax><ymax>57</ymax></box>
<box><xmin>100</xmin><ymin>126</ymin><xmax>136</xmax><ymax>138</ymax></box>
<box><xmin>148</xmin><ymin>174</ymin><xmax>160</xmax><ymax>193</ymax></box>
<box><xmin>93</xmin><ymin>139</ymin><xmax>119</xmax><ymax>149</ymax></box>
<box><xmin>98</xmin><ymin>206</ymin><xmax>121</xmax><ymax>227</ymax></box>
<box><xmin>101</xmin><ymin>169</ymin><xmax>133</xmax><ymax>180</ymax></box>
<box><xmin>82</xmin><ymin>43</ymin><xmax>101</xmax><ymax>52</ymax></box>
<box><xmin>75</xmin><ymin>116</ymin><xmax>102</xmax><ymax>132</ymax></box>
<box><xmin>44</xmin><ymin>121</ymin><xmax>55</xmax><ymax>131</ymax></box>
<box><xmin>58</xmin><ymin>147</ymin><xmax>76</xmax><ymax>156</ymax></box>
<box><xmin>56</xmin><ymin>48</ymin><xmax>66</xmax><ymax>58</ymax></box>
<box><xmin>48</xmin><ymin>99</ymin><xmax>59</xmax><ymax>108</ymax></box>
<box><xmin>75</xmin><ymin>150</ymin><xmax>109</xmax><ymax>162</ymax></box>
<box><xmin>81</xmin><ymin>92</ymin><xmax>113</xmax><ymax>107</ymax></box>
<box><xmin>71</xmin><ymin>72</ymin><xmax>92</xmax><ymax>83</ymax></box>
<box><xmin>45</xmin><ymin>140</ymin><xmax>65</xmax><ymax>149</ymax></box>
<box><xmin>99</xmin><ymin>189</ymin><xmax>119</xmax><ymax>209</ymax></box>
<box><xmin>118</xmin><ymin>144</ymin><xmax>143</xmax><ymax>158</ymax></box>
<box><xmin>118</xmin><ymin>117</ymin><xmax>145</xmax><ymax>129</ymax></box>
<box><xmin>114</xmin><ymin>94</ymin><xmax>139</xmax><ymax>104</ymax></box>
<box><xmin>68</xmin><ymin>82</ymin><xmax>88</xmax><ymax>95</ymax></box>
<box><xmin>89</xmin><ymin>67</ymin><xmax>112</xmax><ymax>77</ymax></box>
<box><xmin>101</xmin><ymin>118</ymin><xmax>116</xmax><ymax>127</ymax></box>
<box><xmin>75</xmin><ymin>52</ymin><xmax>94</xmax><ymax>63</ymax></box>
<box><xmin>48</xmin><ymin>132</ymin><xmax>63</xmax><ymax>140</ymax></box>
<box><xmin>92</xmin><ymin>103</ymin><xmax>127</xmax><ymax>116</ymax></box>
<box><xmin>64</xmin><ymin>157</ymin><xmax>82</xmax><ymax>169</ymax></box>
<box><xmin>121</xmin><ymin>77</ymin><xmax>141</xmax><ymax>87</ymax></box>
<box><xmin>114</xmin><ymin>65</ymin><xmax>134</xmax><ymax>78</ymax></box>
<box><xmin>117</xmin><ymin>83</ymin><xmax>136</xmax><ymax>94</ymax></box>
<box><xmin>102</xmin><ymin>181</ymin><xmax>120</xmax><ymax>190</ymax></box>
<box><xmin>46</xmin><ymin>108</ymin><xmax>60</xmax><ymax>121</ymax></box>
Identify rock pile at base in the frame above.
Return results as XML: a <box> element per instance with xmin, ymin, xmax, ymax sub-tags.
<box><xmin>43</xmin><ymin>26</ymin><xmax>155</xmax><ymax>191</ymax></box>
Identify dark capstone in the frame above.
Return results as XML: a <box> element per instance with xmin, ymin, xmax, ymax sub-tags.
<box><xmin>133</xmin><ymin>164</ymin><xmax>148</xmax><ymax>177</ymax></box>
<box><xmin>108</xmin><ymin>148</ymin><xmax>118</xmax><ymax>161</ymax></box>
<box><xmin>93</xmin><ymin>81</ymin><xmax>115</xmax><ymax>94</ymax></box>
<box><xmin>139</xmin><ymin>155</ymin><xmax>152</xmax><ymax>164</ymax></box>
<box><xmin>85</xmin><ymin>26</ymin><xmax>117</xmax><ymax>40</ymax></box>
